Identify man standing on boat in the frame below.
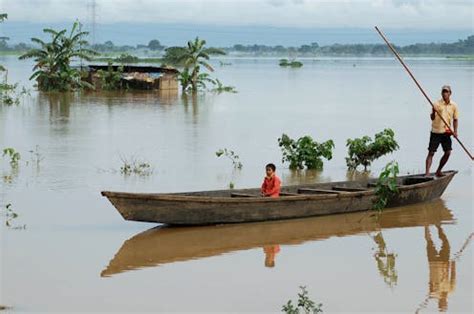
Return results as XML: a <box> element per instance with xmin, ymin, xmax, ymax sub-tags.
<box><xmin>425</xmin><ymin>85</ymin><xmax>459</xmax><ymax>177</ymax></box>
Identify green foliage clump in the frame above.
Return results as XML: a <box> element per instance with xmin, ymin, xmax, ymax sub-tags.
<box><xmin>163</xmin><ymin>37</ymin><xmax>226</xmax><ymax>92</ymax></box>
<box><xmin>216</xmin><ymin>148</ymin><xmax>243</xmax><ymax>170</ymax></box>
<box><xmin>120</xmin><ymin>156</ymin><xmax>153</xmax><ymax>176</ymax></box>
<box><xmin>282</xmin><ymin>286</ymin><xmax>323</xmax><ymax>314</ymax></box>
<box><xmin>279</xmin><ymin>59</ymin><xmax>303</xmax><ymax>68</ymax></box>
<box><xmin>114</xmin><ymin>53</ymin><xmax>139</xmax><ymax>63</ymax></box>
<box><xmin>2</xmin><ymin>147</ymin><xmax>21</xmax><ymax>167</ymax></box>
<box><xmin>213</xmin><ymin>79</ymin><xmax>237</xmax><ymax>93</ymax></box>
<box><xmin>278</xmin><ymin>134</ymin><xmax>334</xmax><ymax>170</ymax></box>
<box><xmin>97</xmin><ymin>63</ymin><xmax>126</xmax><ymax>90</ymax></box>
<box><xmin>373</xmin><ymin>161</ymin><xmax>400</xmax><ymax>211</ymax></box>
<box><xmin>19</xmin><ymin>21</ymin><xmax>98</xmax><ymax>91</ymax></box>
<box><xmin>3</xmin><ymin>203</ymin><xmax>18</xmax><ymax>227</ymax></box>
<box><xmin>345</xmin><ymin>128</ymin><xmax>399</xmax><ymax>171</ymax></box>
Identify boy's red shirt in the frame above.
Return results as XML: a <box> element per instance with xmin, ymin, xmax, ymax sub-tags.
<box><xmin>261</xmin><ymin>174</ymin><xmax>281</xmax><ymax>197</ymax></box>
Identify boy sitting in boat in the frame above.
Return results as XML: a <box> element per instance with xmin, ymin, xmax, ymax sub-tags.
<box><xmin>261</xmin><ymin>163</ymin><xmax>281</xmax><ymax>197</ymax></box>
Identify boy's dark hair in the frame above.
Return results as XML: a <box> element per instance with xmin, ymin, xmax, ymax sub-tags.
<box><xmin>265</xmin><ymin>163</ymin><xmax>276</xmax><ymax>171</ymax></box>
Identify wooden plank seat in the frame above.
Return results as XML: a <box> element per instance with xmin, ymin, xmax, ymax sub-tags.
<box><xmin>231</xmin><ymin>193</ymin><xmax>259</xmax><ymax>198</ymax></box>
<box><xmin>332</xmin><ymin>186</ymin><xmax>368</xmax><ymax>192</ymax></box>
<box><xmin>280</xmin><ymin>192</ymin><xmax>300</xmax><ymax>196</ymax></box>
<box><xmin>297</xmin><ymin>188</ymin><xmax>343</xmax><ymax>195</ymax></box>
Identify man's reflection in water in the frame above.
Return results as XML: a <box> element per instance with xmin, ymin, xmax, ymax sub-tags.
<box><xmin>372</xmin><ymin>232</ymin><xmax>398</xmax><ymax>287</ymax></box>
<box><xmin>263</xmin><ymin>245</ymin><xmax>281</xmax><ymax>268</ymax></box>
<box><xmin>424</xmin><ymin>225</ymin><xmax>456</xmax><ymax>312</ymax></box>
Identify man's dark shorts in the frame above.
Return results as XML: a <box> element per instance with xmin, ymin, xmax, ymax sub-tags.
<box><xmin>428</xmin><ymin>132</ymin><xmax>452</xmax><ymax>152</ymax></box>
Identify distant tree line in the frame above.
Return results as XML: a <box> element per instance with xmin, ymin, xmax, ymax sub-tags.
<box><xmin>2</xmin><ymin>35</ymin><xmax>473</xmax><ymax>56</ymax></box>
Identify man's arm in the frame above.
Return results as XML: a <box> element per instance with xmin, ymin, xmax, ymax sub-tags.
<box><xmin>453</xmin><ymin>119</ymin><xmax>458</xmax><ymax>137</ymax></box>
<box><xmin>430</xmin><ymin>108</ymin><xmax>436</xmax><ymax>120</ymax></box>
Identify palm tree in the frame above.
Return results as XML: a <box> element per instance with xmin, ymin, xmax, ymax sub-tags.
<box><xmin>19</xmin><ymin>21</ymin><xmax>98</xmax><ymax>91</ymax></box>
<box><xmin>164</xmin><ymin>37</ymin><xmax>225</xmax><ymax>92</ymax></box>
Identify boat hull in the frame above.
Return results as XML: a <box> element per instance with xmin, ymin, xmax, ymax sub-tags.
<box><xmin>101</xmin><ymin>171</ymin><xmax>457</xmax><ymax>225</ymax></box>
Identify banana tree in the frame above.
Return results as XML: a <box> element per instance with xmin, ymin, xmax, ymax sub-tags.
<box><xmin>19</xmin><ymin>21</ymin><xmax>98</xmax><ymax>91</ymax></box>
<box><xmin>165</xmin><ymin>37</ymin><xmax>225</xmax><ymax>92</ymax></box>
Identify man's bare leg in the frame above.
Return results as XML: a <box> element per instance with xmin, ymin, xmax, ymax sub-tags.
<box><xmin>435</xmin><ymin>150</ymin><xmax>451</xmax><ymax>177</ymax></box>
<box><xmin>425</xmin><ymin>151</ymin><xmax>435</xmax><ymax>176</ymax></box>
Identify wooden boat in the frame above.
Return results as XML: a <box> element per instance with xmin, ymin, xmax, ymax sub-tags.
<box><xmin>101</xmin><ymin>170</ymin><xmax>457</xmax><ymax>225</ymax></box>
<box><xmin>101</xmin><ymin>199</ymin><xmax>454</xmax><ymax>277</ymax></box>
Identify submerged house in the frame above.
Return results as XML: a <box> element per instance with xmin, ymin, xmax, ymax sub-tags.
<box><xmin>85</xmin><ymin>65</ymin><xmax>179</xmax><ymax>91</ymax></box>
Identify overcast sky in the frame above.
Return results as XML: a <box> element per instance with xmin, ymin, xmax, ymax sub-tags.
<box><xmin>2</xmin><ymin>0</ymin><xmax>473</xmax><ymax>29</ymax></box>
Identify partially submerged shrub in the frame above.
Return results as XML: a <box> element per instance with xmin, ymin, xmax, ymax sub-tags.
<box><xmin>282</xmin><ymin>286</ymin><xmax>323</xmax><ymax>314</ymax></box>
<box><xmin>346</xmin><ymin>128</ymin><xmax>399</xmax><ymax>171</ymax></box>
<box><xmin>2</xmin><ymin>148</ymin><xmax>21</xmax><ymax>167</ymax></box>
<box><xmin>97</xmin><ymin>63</ymin><xmax>126</xmax><ymax>90</ymax></box>
<box><xmin>115</xmin><ymin>53</ymin><xmax>139</xmax><ymax>63</ymax></box>
<box><xmin>213</xmin><ymin>79</ymin><xmax>237</xmax><ymax>93</ymax></box>
<box><xmin>216</xmin><ymin>148</ymin><xmax>243</xmax><ymax>170</ymax></box>
<box><xmin>278</xmin><ymin>134</ymin><xmax>334</xmax><ymax>170</ymax></box>
<box><xmin>120</xmin><ymin>156</ymin><xmax>153</xmax><ymax>176</ymax></box>
<box><xmin>373</xmin><ymin>161</ymin><xmax>400</xmax><ymax>211</ymax></box>
<box><xmin>279</xmin><ymin>59</ymin><xmax>303</xmax><ymax>68</ymax></box>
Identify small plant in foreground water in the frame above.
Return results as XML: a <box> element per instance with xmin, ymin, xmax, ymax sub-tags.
<box><xmin>373</xmin><ymin>161</ymin><xmax>400</xmax><ymax>211</ymax></box>
<box><xmin>215</xmin><ymin>148</ymin><xmax>243</xmax><ymax>170</ymax></box>
<box><xmin>282</xmin><ymin>286</ymin><xmax>323</xmax><ymax>314</ymax></box>
<box><xmin>28</xmin><ymin>145</ymin><xmax>44</xmax><ymax>166</ymax></box>
<box><xmin>2</xmin><ymin>148</ymin><xmax>21</xmax><ymax>167</ymax></box>
<box><xmin>278</xmin><ymin>134</ymin><xmax>334</xmax><ymax>170</ymax></box>
<box><xmin>213</xmin><ymin>79</ymin><xmax>237</xmax><ymax>93</ymax></box>
<box><xmin>120</xmin><ymin>156</ymin><xmax>153</xmax><ymax>176</ymax></box>
<box><xmin>2</xmin><ymin>203</ymin><xmax>25</xmax><ymax>229</ymax></box>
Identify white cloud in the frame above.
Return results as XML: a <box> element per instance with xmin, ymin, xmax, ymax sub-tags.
<box><xmin>1</xmin><ymin>0</ymin><xmax>473</xmax><ymax>29</ymax></box>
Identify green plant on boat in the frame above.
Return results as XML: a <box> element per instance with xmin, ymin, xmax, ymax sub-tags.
<box><xmin>19</xmin><ymin>20</ymin><xmax>99</xmax><ymax>91</ymax></box>
<box><xmin>346</xmin><ymin>128</ymin><xmax>399</xmax><ymax>171</ymax></box>
<box><xmin>279</xmin><ymin>58</ymin><xmax>303</xmax><ymax>68</ymax></box>
<box><xmin>282</xmin><ymin>286</ymin><xmax>323</xmax><ymax>314</ymax></box>
<box><xmin>216</xmin><ymin>148</ymin><xmax>243</xmax><ymax>170</ymax></box>
<box><xmin>96</xmin><ymin>62</ymin><xmax>126</xmax><ymax>90</ymax></box>
<box><xmin>213</xmin><ymin>79</ymin><xmax>237</xmax><ymax>93</ymax></box>
<box><xmin>278</xmin><ymin>134</ymin><xmax>334</xmax><ymax>170</ymax></box>
<box><xmin>120</xmin><ymin>156</ymin><xmax>153</xmax><ymax>176</ymax></box>
<box><xmin>373</xmin><ymin>161</ymin><xmax>400</xmax><ymax>211</ymax></box>
<box><xmin>2</xmin><ymin>147</ymin><xmax>21</xmax><ymax>168</ymax></box>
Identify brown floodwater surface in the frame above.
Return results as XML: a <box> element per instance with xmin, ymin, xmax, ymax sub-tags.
<box><xmin>0</xmin><ymin>56</ymin><xmax>472</xmax><ymax>312</ymax></box>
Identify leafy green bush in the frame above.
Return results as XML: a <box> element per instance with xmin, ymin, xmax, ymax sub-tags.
<box><xmin>97</xmin><ymin>63</ymin><xmax>126</xmax><ymax>90</ymax></box>
<box><xmin>2</xmin><ymin>147</ymin><xmax>20</xmax><ymax>167</ymax></box>
<box><xmin>282</xmin><ymin>286</ymin><xmax>323</xmax><ymax>314</ymax></box>
<box><xmin>278</xmin><ymin>134</ymin><xmax>334</xmax><ymax>170</ymax></box>
<box><xmin>373</xmin><ymin>161</ymin><xmax>400</xmax><ymax>211</ymax></box>
<box><xmin>115</xmin><ymin>53</ymin><xmax>139</xmax><ymax>63</ymax></box>
<box><xmin>279</xmin><ymin>59</ymin><xmax>303</xmax><ymax>68</ymax></box>
<box><xmin>215</xmin><ymin>148</ymin><xmax>243</xmax><ymax>170</ymax></box>
<box><xmin>346</xmin><ymin>128</ymin><xmax>399</xmax><ymax>171</ymax></box>
<box><xmin>19</xmin><ymin>21</ymin><xmax>98</xmax><ymax>91</ymax></box>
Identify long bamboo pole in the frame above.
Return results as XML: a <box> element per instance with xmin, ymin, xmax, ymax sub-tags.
<box><xmin>374</xmin><ymin>26</ymin><xmax>473</xmax><ymax>161</ymax></box>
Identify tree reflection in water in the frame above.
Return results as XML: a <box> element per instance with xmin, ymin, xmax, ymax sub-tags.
<box><xmin>372</xmin><ymin>231</ymin><xmax>398</xmax><ymax>288</ymax></box>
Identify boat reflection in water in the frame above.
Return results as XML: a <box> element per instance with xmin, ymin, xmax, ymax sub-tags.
<box><xmin>101</xmin><ymin>199</ymin><xmax>455</xmax><ymax>279</ymax></box>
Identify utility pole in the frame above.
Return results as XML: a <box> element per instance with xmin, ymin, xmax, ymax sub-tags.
<box><xmin>87</xmin><ymin>0</ymin><xmax>97</xmax><ymax>45</ymax></box>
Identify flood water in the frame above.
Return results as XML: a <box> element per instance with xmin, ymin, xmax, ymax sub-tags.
<box><xmin>0</xmin><ymin>56</ymin><xmax>473</xmax><ymax>313</ymax></box>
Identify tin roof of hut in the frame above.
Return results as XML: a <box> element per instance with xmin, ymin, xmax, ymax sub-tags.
<box><xmin>87</xmin><ymin>64</ymin><xmax>179</xmax><ymax>74</ymax></box>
